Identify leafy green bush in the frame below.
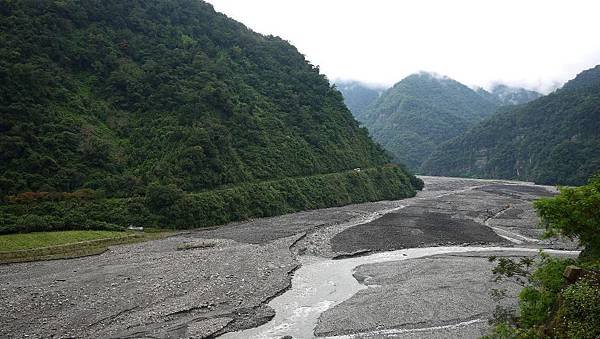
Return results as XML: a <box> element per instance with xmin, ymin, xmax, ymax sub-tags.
<box><xmin>535</xmin><ymin>174</ymin><xmax>600</xmax><ymax>259</ymax></box>
<box><xmin>518</xmin><ymin>256</ymin><xmax>573</xmax><ymax>329</ymax></box>
<box><xmin>145</xmin><ymin>183</ymin><xmax>185</xmax><ymax>213</ymax></box>
<box><xmin>553</xmin><ymin>279</ymin><xmax>600</xmax><ymax>339</ymax></box>
<box><xmin>486</xmin><ymin>174</ymin><xmax>600</xmax><ymax>338</ymax></box>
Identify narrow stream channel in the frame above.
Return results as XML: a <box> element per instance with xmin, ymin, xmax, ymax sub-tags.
<box><xmin>221</xmin><ymin>246</ymin><xmax>579</xmax><ymax>338</ymax></box>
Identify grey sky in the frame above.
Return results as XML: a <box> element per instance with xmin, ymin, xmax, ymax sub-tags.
<box><xmin>206</xmin><ymin>0</ymin><xmax>600</xmax><ymax>93</ymax></box>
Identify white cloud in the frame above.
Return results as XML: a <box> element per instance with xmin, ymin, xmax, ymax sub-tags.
<box><xmin>206</xmin><ymin>0</ymin><xmax>600</xmax><ymax>93</ymax></box>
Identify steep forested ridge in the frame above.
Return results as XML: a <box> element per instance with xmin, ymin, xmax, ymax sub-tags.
<box><xmin>0</xmin><ymin>0</ymin><xmax>420</xmax><ymax>232</ymax></box>
<box><xmin>422</xmin><ymin>65</ymin><xmax>600</xmax><ymax>185</ymax></box>
<box><xmin>356</xmin><ymin>72</ymin><xmax>500</xmax><ymax>170</ymax></box>
<box><xmin>0</xmin><ymin>0</ymin><xmax>394</xmax><ymax>195</ymax></box>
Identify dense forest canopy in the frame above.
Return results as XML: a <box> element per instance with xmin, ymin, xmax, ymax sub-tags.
<box><xmin>0</xmin><ymin>0</ymin><xmax>421</xmax><ymax>233</ymax></box>
<box><xmin>422</xmin><ymin>65</ymin><xmax>600</xmax><ymax>185</ymax></box>
<box><xmin>0</xmin><ymin>0</ymin><xmax>400</xmax><ymax>197</ymax></box>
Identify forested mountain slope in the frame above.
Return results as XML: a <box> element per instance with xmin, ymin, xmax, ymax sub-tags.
<box><xmin>422</xmin><ymin>65</ymin><xmax>600</xmax><ymax>185</ymax></box>
<box><xmin>0</xmin><ymin>0</ymin><xmax>421</xmax><ymax>232</ymax></box>
<box><xmin>356</xmin><ymin>72</ymin><xmax>500</xmax><ymax>170</ymax></box>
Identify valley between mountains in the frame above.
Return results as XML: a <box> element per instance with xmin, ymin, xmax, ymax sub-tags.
<box><xmin>1</xmin><ymin>1</ymin><xmax>598</xmax><ymax>338</ymax></box>
<box><xmin>0</xmin><ymin>176</ymin><xmax>578</xmax><ymax>338</ymax></box>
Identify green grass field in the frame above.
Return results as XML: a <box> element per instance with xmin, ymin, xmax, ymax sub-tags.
<box><xmin>0</xmin><ymin>230</ymin><xmax>173</xmax><ymax>264</ymax></box>
<box><xmin>0</xmin><ymin>230</ymin><xmax>128</xmax><ymax>251</ymax></box>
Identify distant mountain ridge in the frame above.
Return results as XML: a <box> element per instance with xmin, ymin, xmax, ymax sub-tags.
<box><xmin>422</xmin><ymin>65</ymin><xmax>600</xmax><ymax>185</ymax></box>
<box><xmin>334</xmin><ymin>80</ymin><xmax>385</xmax><ymax>119</ymax></box>
<box><xmin>475</xmin><ymin>84</ymin><xmax>542</xmax><ymax>106</ymax></box>
<box><xmin>349</xmin><ymin>72</ymin><xmax>501</xmax><ymax>170</ymax></box>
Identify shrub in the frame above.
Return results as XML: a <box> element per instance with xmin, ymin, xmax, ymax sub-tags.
<box><xmin>1</xmin><ymin>167</ymin><xmax>419</xmax><ymax>233</ymax></box>
<box><xmin>488</xmin><ymin>254</ymin><xmax>574</xmax><ymax>331</ymax></box>
<box><xmin>553</xmin><ymin>278</ymin><xmax>600</xmax><ymax>338</ymax></box>
<box><xmin>145</xmin><ymin>183</ymin><xmax>184</xmax><ymax>211</ymax></box>
<box><xmin>7</xmin><ymin>189</ymin><xmax>97</xmax><ymax>204</ymax></box>
<box><xmin>487</xmin><ymin>173</ymin><xmax>600</xmax><ymax>338</ymax></box>
<box><xmin>534</xmin><ymin>174</ymin><xmax>600</xmax><ymax>259</ymax></box>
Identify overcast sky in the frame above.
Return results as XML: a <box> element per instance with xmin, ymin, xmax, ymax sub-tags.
<box><xmin>206</xmin><ymin>0</ymin><xmax>600</xmax><ymax>93</ymax></box>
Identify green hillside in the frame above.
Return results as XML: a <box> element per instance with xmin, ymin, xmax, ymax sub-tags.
<box><xmin>422</xmin><ymin>65</ymin><xmax>600</xmax><ymax>185</ymax></box>
<box><xmin>0</xmin><ymin>0</ymin><xmax>421</xmax><ymax>233</ymax></box>
<box><xmin>357</xmin><ymin>72</ymin><xmax>500</xmax><ymax>170</ymax></box>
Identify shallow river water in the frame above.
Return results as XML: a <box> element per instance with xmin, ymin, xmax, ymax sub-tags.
<box><xmin>221</xmin><ymin>246</ymin><xmax>579</xmax><ymax>339</ymax></box>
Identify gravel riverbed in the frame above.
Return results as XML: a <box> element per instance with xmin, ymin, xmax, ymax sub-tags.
<box><xmin>0</xmin><ymin>176</ymin><xmax>578</xmax><ymax>338</ymax></box>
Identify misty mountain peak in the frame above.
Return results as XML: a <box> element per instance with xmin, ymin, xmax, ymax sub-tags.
<box><xmin>355</xmin><ymin>73</ymin><xmax>500</xmax><ymax>170</ymax></box>
<box><xmin>489</xmin><ymin>84</ymin><xmax>542</xmax><ymax>105</ymax></box>
<box><xmin>401</xmin><ymin>71</ymin><xmax>454</xmax><ymax>85</ymax></box>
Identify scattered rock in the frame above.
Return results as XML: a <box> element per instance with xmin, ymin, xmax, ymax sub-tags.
<box><xmin>563</xmin><ymin>265</ymin><xmax>583</xmax><ymax>283</ymax></box>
